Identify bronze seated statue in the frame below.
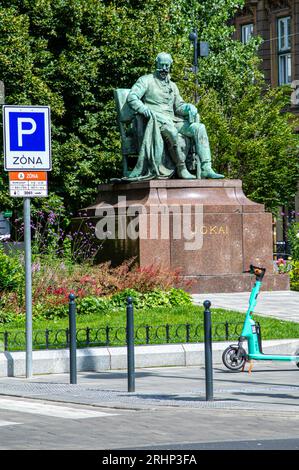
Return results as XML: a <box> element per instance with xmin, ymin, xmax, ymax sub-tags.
<box><xmin>113</xmin><ymin>52</ymin><xmax>224</xmax><ymax>181</ymax></box>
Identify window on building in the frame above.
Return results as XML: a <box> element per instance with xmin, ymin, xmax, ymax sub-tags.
<box><xmin>241</xmin><ymin>23</ymin><xmax>253</xmax><ymax>44</ymax></box>
<box><xmin>277</xmin><ymin>16</ymin><xmax>292</xmax><ymax>85</ymax></box>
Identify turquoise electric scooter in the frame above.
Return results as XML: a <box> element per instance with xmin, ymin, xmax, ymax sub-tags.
<box><xmin>222</xmin><ymin>265</ymin><xmax>299</xmax><ymax>372</ymax></box>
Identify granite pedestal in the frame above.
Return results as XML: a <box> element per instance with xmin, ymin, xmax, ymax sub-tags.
<box><xmin>82</xmin><ymin>179</ymin><xmax>289</xmax><ymax>293</ymax></box>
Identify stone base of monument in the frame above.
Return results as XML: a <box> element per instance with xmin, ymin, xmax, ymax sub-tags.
<box><xmin>82</xmin><ymin>179</ymin><xmax>289</xmax><ymax>293</ymax></box>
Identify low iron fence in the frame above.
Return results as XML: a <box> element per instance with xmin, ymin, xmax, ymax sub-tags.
<box><xmin>0</xmin><ymin>321</ymin><xmax>243</xmax><ymax>352</ymax></box>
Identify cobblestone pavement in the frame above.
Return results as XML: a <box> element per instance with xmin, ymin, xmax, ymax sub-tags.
<box><xmin>0</xmin><ymin>364</ymin><xmax>298</xmax><ymax>413</ymax></box>
<box><xmin>0</xmin><ymin>365</ymin><xmax>298</xmax><ymax>450</ymax></box>
<box><xmin>192</xmin><ymin>290</ymin><xmax>299</xmax><ymax>323</ymax></box>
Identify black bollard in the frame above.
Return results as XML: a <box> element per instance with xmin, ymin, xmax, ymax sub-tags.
<box><xmin>69</xmin><ymin>293</ymin><xmax>77</xmax><ymax>384</ymax></box>
<box><xmin>203</xmin><ymin>300</ymin><xmax>213</xmax><ymax>401</ymax></box>
<box><xmin>126</xmin><ymin>296</ymin><xmax>135</xmax><ymax>392</ymax></box>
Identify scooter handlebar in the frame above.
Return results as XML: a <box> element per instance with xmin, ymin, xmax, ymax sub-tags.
<box><xmin>243</xmin><ymin>264</ymin><xmax>266</xmax><ymax>280</ymax></box>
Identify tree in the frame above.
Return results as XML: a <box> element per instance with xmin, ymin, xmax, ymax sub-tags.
<box><xmin>0</xmin><ymin>0</ymin><xmax>297</xmax><ymax>217</ymax></box>
<box><xmin>199</xmin><ymin>82</ymin><xmax>299</xmax><ymax>212</ymax></box>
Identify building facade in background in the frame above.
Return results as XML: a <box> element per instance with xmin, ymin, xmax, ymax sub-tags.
<box><xmin>233</xmin><ymin>0</ymin><xmax>299</xmax><ymax>250</ymax></box>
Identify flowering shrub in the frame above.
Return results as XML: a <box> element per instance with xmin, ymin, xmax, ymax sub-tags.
<box><xmin>0</xmin><ymin>255</ymin><xmax>192</xmax><ymax>316</ymax></box>
<box><xmin>0</xmin><ymin>287</ymin><xmax>193</xmax><ymax>323</ymax></box>
<box><xmin>12</xmin><ymin>208</ymin><xmax>100</xmax><ymax>263</ymax></box>
<box><xmin>274</xmin><ymin>258</ymin><xmax>292</xmax><ymax>274</ymax></box>
<box><xmin>37</xmin><ymin>260</ymin><xmax>188</xmax><ymax>303</ymax></box>
<box><xmin>274</xmin><ymin>256</ymin><xmax>299</xmax><ymax>291</ymax></box>
<box><xmin>1</xmin><ymin>204</ymin><xmax>193</xmax><ymax>317</ymax></box>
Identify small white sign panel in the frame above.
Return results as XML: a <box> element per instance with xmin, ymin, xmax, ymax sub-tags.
<box><xmin>9</xmin><ymin>172</ymin><xmax>48</xmax><ymax>198</ymax></box>
<box><xmin>0</xmin><ymin>213</ymin><xmax>10</xmax><ymax>238</ymax></box>
<box><xmin>3</xmin><ymin>106</ymin><xmax>51</xmax><ymax>171</ymax></box>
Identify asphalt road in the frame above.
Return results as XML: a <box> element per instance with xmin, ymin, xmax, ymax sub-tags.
<box><xmin>129</xmin><ymin>438</ymin><xmax>299</xmax><ymax>450</ymax></box>
<box><xmin>0</xmin><ymin>364</ymin><xmax>298</xmax><ymax>451</ymax></box>
<box><xmin>0</xmin><ymin>396</ymin><xmax>298</xmax><ymax>450</ymax></box>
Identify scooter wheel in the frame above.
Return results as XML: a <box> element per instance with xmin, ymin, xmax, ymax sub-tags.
<box><xmin>222</xmin><ymin>345</ymin><xmax>246</xmax><ymax>372</ymax></box>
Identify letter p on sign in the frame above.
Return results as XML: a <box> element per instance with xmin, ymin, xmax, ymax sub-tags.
<box><xmin>3</xmin><ymin>105</ymin><xmax>51</xmax><ymax>171</ymax></box>
<box><xmin>17</xmin><ymin>118</ymin><xmax>37</xmax><ymax>147</ymax></box>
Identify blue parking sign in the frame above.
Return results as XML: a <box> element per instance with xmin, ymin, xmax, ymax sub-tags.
<box><xmin>3</xmin><ymin>106</ymin><xmax>51</xmax><ymax>171</ymax></box>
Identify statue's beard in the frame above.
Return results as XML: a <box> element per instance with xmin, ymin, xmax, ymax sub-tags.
<box><xmin>157</xmin><ymin>69</ymin><xmax>169</xmax><ymax>80</ymax></box>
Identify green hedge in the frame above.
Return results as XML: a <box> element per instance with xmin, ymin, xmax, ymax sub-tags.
<box><xmin>0</xmin><ymin>247</ymin><xmax>24</xmax><ymax>293</ymax></box>
<box><xmin>78</xmin><ymin>288</ymin><xmax>193</xmax><ymax>315</ymax></box>
<box><xmin>0</xmin><ymin>288</ymin><xmax>193</xmax><ymax>324</ymax></box>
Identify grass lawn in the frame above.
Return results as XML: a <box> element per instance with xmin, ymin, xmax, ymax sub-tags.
<box><xmin>0</xmin><ymin>305</ymin><xmax>298</xmax><ymax>351</ymax></box>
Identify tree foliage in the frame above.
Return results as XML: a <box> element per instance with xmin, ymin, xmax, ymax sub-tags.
<box><xmin>199</xmin><ymin>82</ymin><xmax>299</xmax><ymax>212</ymax></box>
<box><xmin>0</xmin><ymin>0</ymin><xmax>298</xmax><ymax>216</ymax></box>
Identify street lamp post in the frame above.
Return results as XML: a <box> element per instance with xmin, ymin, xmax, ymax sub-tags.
<box><xmin>189</xmin><ymin>29</ymin><xmax>209</xmax><ymax>104</ymax></box>
<box><xmin>189</xmin><ymin>29</ymin><xmax>199</xmax><ymax>103</ymax></box>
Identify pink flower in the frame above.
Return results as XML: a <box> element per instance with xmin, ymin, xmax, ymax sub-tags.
<box><xmin>276</xmin><ymin>258</ymin><xmax>286</xmax><ymax>266</ymax></box>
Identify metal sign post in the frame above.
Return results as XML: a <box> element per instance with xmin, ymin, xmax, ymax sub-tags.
<box><xmin>2</xmin><ymin>104</ymin><xmax>51</xmax><ymax>379</ymax></box>
<box><xmin>68</xmin><ymin>293</ymin><xmax>77</xmax><ymax>384</ymax></box>
<box><xmin>24</xmin><ymin>198</ymin><xmax>33</xmax><ymax>378</ymax></box>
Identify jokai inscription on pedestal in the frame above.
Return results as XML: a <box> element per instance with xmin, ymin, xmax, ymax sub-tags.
<box><xmin>81</xmin><ymin>179</ymin><xmax>289</xmax><ymax>293</ymax></box>
<box><xmin>199</xmin><ymin>225</ymin><xmax>229</xmax><ymax>235</ymax></box>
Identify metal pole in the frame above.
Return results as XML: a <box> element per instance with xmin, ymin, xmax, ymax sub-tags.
<box><xmin>24</xmin><ymin>197</ymin><xmax>32</xmax><ymax>378</ymax></box>
<box><xmin>188</xmin><ymin>29</ymin><xmax>199</xmax><ymax>104</ymax></box>
<box><xmin>0</xmin><ymin>80</ymin><xmax>5</xmax><ymax>105</ymax></box>
<box><xmin>126</xmin><ymin>296</ymin><xmax>135</xmax><ymax>392</ymax></box>
<box><xmin>203</xmin><ymin>300</ymin><xmax>213</xmax><ymax>401</ymax></box>
<box><xmin>69</xmin><ymin>293</ymin><xmax>77</xmax><ymax>384</ymax></box>
<box><xmin>193</xmin><ymin>29</ymin><xmax>199</xmax><ymax>104</ymax></box>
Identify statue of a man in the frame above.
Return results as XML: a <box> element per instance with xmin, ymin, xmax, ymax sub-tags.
<box><xmin>126</xmin><ymin>52</ymin><xmax>224</xmax><ymax>180</ymax></box>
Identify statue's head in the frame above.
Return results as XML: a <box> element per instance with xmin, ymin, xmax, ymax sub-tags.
<box><xmin>155</xmin><ymin>52</ymin><xmax>173</xmax><ymax>80</ymax></box>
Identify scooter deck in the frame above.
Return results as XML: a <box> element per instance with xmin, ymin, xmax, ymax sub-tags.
<box><xmin>248</xmin><ymin>353</ymin><xmax>299</xmax><ymax>362</ymax></box>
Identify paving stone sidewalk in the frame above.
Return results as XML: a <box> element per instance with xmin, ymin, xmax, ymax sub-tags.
<box><xmin>0</xmin><ymin>364</ymin><xmax>298</xmax><ymax>414</ymax></box>
<box><xmin>192</xmin><ymin>290</ymin><xmax>299</xmax><ymax>323</ymax></box>
<box><xmin>0</xmin><ymin>291</ymin><xmax>297</xmax><ymax>417</ymax></box>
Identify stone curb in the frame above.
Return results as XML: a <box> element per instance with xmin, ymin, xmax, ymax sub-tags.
<box><xmin>0</xmin><ymin>339</ymin><xmax>298</xmax><ymax>377</ymax></box>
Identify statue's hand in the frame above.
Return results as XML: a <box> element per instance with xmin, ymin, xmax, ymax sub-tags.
<box><xmin>140</xmin><ymin>106</ymin><xmax>152</xmax><ymax>119</ymax></box>
<box><xmin>185</xmin><ymin>103</ymin><xmax>198</xmax><ymax>120</ymax></box>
